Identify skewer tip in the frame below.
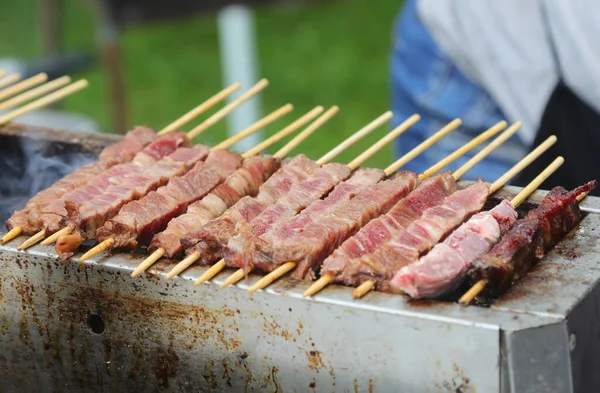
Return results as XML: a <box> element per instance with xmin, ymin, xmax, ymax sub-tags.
<box><xmin>165</xmin><ymin>250</ymin><xmax>199</xmax><ymax>280</ymax></box>
<box><xmin>220</xmin><ymin>267</ymin><xmax>246</xmax><ymax>289</ymax></box>
<box><xmin>131</xmin><ymin>248</ymin><xmax>165</xmax><ymax>278</ymax></box>
<box><xmin>79</xmin><ymin>238</ymin><xmax>114</xmax><ymax>262</ymax></box>
<box><xmin>247</xmin><ymin>262</ymin><xmax>296</xmax><ymax>293</ymax></box>
<box><xmin>458</xmin><ymin>280</ymin><xmax>487</xmax><ymax>306</ymax></box>
<box><xmin>193</xmin><ymin>256</ymin><xmax>224</xmax><ymax>286</ymax></box>
<box><xmin>352</xmin><ymin>280</ymin><xmax>374</xmax><ymax>299</ymax></box>
<box><xmin>303</xmin><ymin>273</ymin><xmax>334</xmax><ymax>297</ymax></box>
<box><xmin>40</xmin><ymin>227</ymin><xmax>72</xmax><ymax>246</ymax></box>
<box><xmin>2</xmin><ymin>227</ymin><xmax>23</xmax><ymax>244</ymax></box>
<box><xmin>17</xmin><ymin>230</ymin><xmax>45</xmax><ymax>251</ymax></box>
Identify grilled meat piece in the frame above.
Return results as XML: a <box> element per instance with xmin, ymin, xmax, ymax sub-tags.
<box><xmin>149</xmin><ymin>155</ymin><xmax>281</xmax><ymax>258</ymax></box>
<box><xmin>181</xmin><ymin>154</ymin><xmax>320</xmax><ymax>264</ymax></box>
<box><xmin>251</xmin><ymin>171</ymin><xmax>419</xmax><ymax>280</ymax></box>
<box><xmin>465</xmin><ymin>181</ymin><xmax>596</xmax><ymax>296</ymax></box>
<box><xmin>333</xmin><ymin>181</ymin><xmax>490</xmax><ymax>292</ymax></box>
<box><xmin>98</xmin><ymin>149</ymin><xmax>242</xmax><ymax>249</ymax></box>
<box><xmin>56</xmin><ymin>145</ymin><xmax>209</xmax><ymax>259</ymax></box>
<box><xmin>6</xmin><ymin>126</ymin><xmax>156</xmax><ymax>234</ymax></box>
<box><xmin>391</xmin><ymin>200</ymin><xmax>518</xmax><ymax>298</ymax></box>
<box><xmin>224</xmin><ymin>163</ymin><xmax>353</xmax><ymax>271</ymax></box>
<box><xmin>38</xmin><ymin>132</ymin><xmax>190</xmax><ymax>234</ymax></box>
<box><xmin>320</xmin><ymin>172</ymin><xmax>456</xmax><ymax>284</ymax></box>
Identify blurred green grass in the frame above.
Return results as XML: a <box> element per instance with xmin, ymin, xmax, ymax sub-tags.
<box><xmin>1</xmin><ymin>0</ymin><xmax>402</xmax><ymax>169</ymax></box>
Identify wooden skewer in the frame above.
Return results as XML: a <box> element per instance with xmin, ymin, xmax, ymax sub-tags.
<box><xmin>0</xmin><ymin>73</ymin><xmax>48</xmax><ymax>103</ymax></box>
<box><xmin>303</xmin><ymin>122</ymin><xmax>510</xmax><ymax>298</ymax></box>
<box><xmin>157</xmin><ymin>83</ymin><xmax>242</xmax><ymax>135</ymax></box>
<box><xmin>248</xmin><ymin>262</ymin><xmax>296</xmax><ymax>293</ymax></box>
<box><xmin>40</xmin><ymin>227</ymin><xmax>71</xmax><ymax>246</ymax></box>
<box><xmin>159</xmin><ymin>107</ymin><xmax>327</xmax><ymax>280</ymax></box>
<box><xmin>488</xmin><ymin>135</ymin><xmax>557</xmax><ymax>194</ymax></box>
<box><xmin>212</xmin><ymin>103</ymin><xmax>293</xmax><ymax>149</ymax></box>
<box><xmin>247</xmin><ymin>117</ymin><xmax>465</xmax><ymax>293</ymax></box>
<box><xmin>0</xmin><ymin>70</ymin><xmax>6</xmax><ymax>79</ymax></box>
<box><xmin>131</xmin><ymin>106</ymin><xmax>329</xmax><ymax>278</ymax></box>
<box><xmin>458</xmin><ymin>156</ymin><xmax>565</xmax><ymax>306</ymax></box>
<box><xmin>419</xmin><ymin>121</ymin><xmax>507</xmax><ymax>180</ymax></box>
<box><xmin>351</xmin><ymin>281</ymin><xmax>374</xmax><ymax>299</ymax></box>
<box><xmin>241</xmin><ymin>106</ymin><xmax>324</xmax><ymax>158</ymax></box>
<box><xmin>77</xmin><ymin>103</ymin><xmax>293</xmax><ymax>263</ymax></box>
<box><xmin>0</xmin><ymin>74</ymin><xmax>22</xmax><ymax>90</ymax></box>
<box><xmin>384</xmin><ymin>118</ymin><xmax>462</xmax><ymax>175</ymax></box>
<box><xmin>16</xmin><ymin>230</ymin><xmax>46</xmax><ymax>251</ymax></box>
<box><xmin>314</xmin><ymin>111</ymin><xmax>397</xmax><ymax>166</ymax></box>
<box><xmin>1</xmin><ymin>227</ymin><xmax>22</xmax><ymax>244</ymax></box>
<box><xmin>199</xmin><ymin>110</ymin><xmax>397</xmax><ymax>287</ymax></box>
<box><xmin>0</xmin><ymin>80</ymin><xmax>88</xmax><ymax>126</ymax></box>
<box><xmin>194</xmin><ymin>259</ymin><xmax>228</xmax><ymax>286</ymax></box>
<box><xmin>351</xmin><ymin>132</ymin><xmax>557</xmax><ymax>300</ymax></box>
<box><xmin>452</xmin><ymin>121</ymin><xmax>522</xmax><ymax>180</ymax></box>
<box><xmin>187</xmin><ymin>79</ymin><xmax>269</xmax><ymax>140</ymax></box>
<box><xmin>190</xmin><ymin>107</ymin><xmax>340</xmax><ymax>285</ymax></box>
<box><xmin>220</xmin><ymin>112</ymin><xmax>417</xmax><ymax>290</ymax></box>
<box><xmin>247</xmin><ymin>117</ymin><xmax>464</xmax><ymax>294</ymax></box>
<box><xmin>0</xmin><ymin>76</ymin><xmax>71</xmax><ymax>111</ymax></box>
<box><xmin>78</xmin><ymin>239</ymin><xmax>115</xmax><ymax>262</ymax></box>
<box><xmin>244</xmin><ymin>114</ymin><xmax>434</xmax><ymax>293</ymax></box>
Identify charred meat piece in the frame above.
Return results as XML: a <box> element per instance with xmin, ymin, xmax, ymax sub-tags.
<box><xmin>181</xmin><ymin>154</ymin><xmax>320</xmax><ymax>264</ymax></box>
<box><xmin>98</xmin><ymin>149</ymin><xmax>242</xmax><ymax>250</ymax></box>
<box><xmin>38</xmin><ymin>132</ymin><xmax>191</xmax><ymax>234</ymax></box>
<box><xmin>333</xmin><ymin>181</ymin><xmax>490</xmax><ymax>292</ymax></box>
<box><xmin>150</xmin><ymin>155</ymin><xmax>281</xmax><ymax>258</ymax></box>
<box><xmin>6</xmin><ymin>126</ymin><xmax>156</xmax><ymax>234</ymax></box>
<box><xmin>391</xmin><ymin>200</ymin><xmax>518</xmax><ymax>298</ymax></box>
<box><xmin>224</xmin><ymin>163</ymin><xmax>352</xmax><ymax>270</ymax></box>
<box><xmin>465</xmin><ymin>181</ymin><xmax>596</xmax><ymax>296</ymax></box>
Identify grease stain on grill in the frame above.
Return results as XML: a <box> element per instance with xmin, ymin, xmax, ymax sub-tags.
<box><xmin>154</xmin><ymin>345</ymin><xmax>180</xmax><ymax>389</ymax></box>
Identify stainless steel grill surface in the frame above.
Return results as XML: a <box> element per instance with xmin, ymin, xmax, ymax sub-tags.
<box><xmin>1</xmin><ymin>125</ymin><xmax>600</xmax><ymax>393</ymax></box>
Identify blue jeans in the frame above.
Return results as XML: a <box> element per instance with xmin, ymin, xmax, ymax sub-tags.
<box><xmin>391</xmin><ymin>0</ymin><xmax>525</xmax><ymax>182</ymax></box>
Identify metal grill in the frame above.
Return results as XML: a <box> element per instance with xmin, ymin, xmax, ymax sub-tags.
<box><xmin>1</xmin><ymin>125</ymin><xmax>599</xmax><ymax>392</ymax></box>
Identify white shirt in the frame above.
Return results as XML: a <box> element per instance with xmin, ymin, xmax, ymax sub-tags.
<box><xmin>417</xmin><ymin>0</ymin><xmax>600</xmax><ymax>146</ymax></box>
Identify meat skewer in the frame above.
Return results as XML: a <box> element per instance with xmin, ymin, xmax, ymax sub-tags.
<box><xmin>218</xmin><ymin>116</ymin><xmax>461</xmax><ymax>289</ymax></box>
<box><xmin>393</xmin><ymin>155</ymin><xmax>564</xmax><ymax>299</ymax></box>
<box><xmin>38</xmin><ymin>82</ymin><xmax>243</xmax><ymax>247</ymax></box>
<box><xmin>458</xmin><ymin>178</ymin><xmax>597</xmax><ymax>305</ymax></box>
<box><xmin>0</xmin><ymin>76</ymin><xmax>72</xmax><ymax>112</ymax></box>
<box><xmin>0</xmin><ymin>73</ymin><xmax>48</xmax><ymax>103</ymax></box>
<box><xmin>3</xmin><ymin>80</ymin><xmax>240</xmax><ymax>243</ymax></box>
<box><xmin>187</xmin><ymin>113</ymin><xmax>423</xmax><ymax>287</ymax></box>
<box><xmin>2</xmin><ymin>78</ymin><xmax>92</xmax><ymax>243</ymax></box>
<box><xmin>134</xmin><ymin>106</ymin><xmax>327</xmax><ymax>278</ymax></box>
<box><xmin>60</xmin><ymin>102</ymin><xmax>292</xmax><ymax>261</ymax></box>
<box><xmin>164</xmin><ymin>110</ymin><xmax>398</xmax><ymax>281</ymax></box>
<box><xmin>77</xmin><ymin>103</ymin><xmax>302</xmax><ymax>263</ymax></box>
<box><xmin>16</xmin><ymin>80</ymin><xmax>266</xmax><ymax>249</ymax></box>
<box><xmin>245</xmin><ymin>122</ymin><xmax>519</xmax><ymax>293</ymax></box>
<box><xmin>347</xmin><ymin>132</ymin><xmax>557</xmax><ymax>299</ymax></box>
<box><xmin>303</xmin><ymin>123</ymin><xmax>537</xmax><ymax>297</ymax></box>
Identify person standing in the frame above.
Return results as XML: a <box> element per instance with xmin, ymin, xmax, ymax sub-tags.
<box><xmin>391</xmin><ymin>0</ymin><xmax>600</xmax><ymax>194</ymax></box>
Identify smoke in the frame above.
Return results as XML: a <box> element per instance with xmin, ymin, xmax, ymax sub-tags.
<box><xmin>0</xmin><ymin>136</ymin><xmax>96</xmax><ymax>223</ymax></box>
